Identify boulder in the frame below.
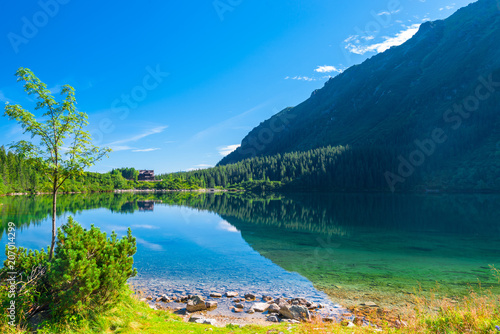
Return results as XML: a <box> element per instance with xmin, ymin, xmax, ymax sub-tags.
<box><xmin>268</xmin><ymin>303</ymin><xmax>280</xmax><ymax>314</ymax></box>
<box><xmin>209</xmin><ymin>292</ymin><xmax>222</xmax><ymax>298</ymax></box>
<box><xmin>186</xmin><ymin>295</ymin><xmax>207</xmax><ymax>312</ymax></box>
<box><xmin>251</xmin><ymin>302</ymin><xmax>270</xmax><ymax>312</ymax></box>
<box><xmin>279</xmin><ymin>304</ymin><xmax>311</xmax><ymax>321</ymax></box>
<box><xmin>274</xmin><ymin>298</ymin><xmax>288</xmax><ymax>306</ymax></box>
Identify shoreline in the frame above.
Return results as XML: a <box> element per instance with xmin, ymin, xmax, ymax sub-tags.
<box><xmin>2</xmin><ymin>188</ymin><xmax>500</xmax><ymax>197</ymax></box>
<box><xmin>0</xmin><ymin>188</ymin><xmax>229</xmax><ymax>197</ymax></box>
<box><xmin>131</xmin><ymin>284</ymin><xmax>351</xmax><ymax>326</ymax></box>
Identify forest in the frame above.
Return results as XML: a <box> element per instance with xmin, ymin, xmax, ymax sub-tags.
<box><xmin>2</xmin><ymin>143</ymin><xmax>498</xmax><ymax>195</ymax></box>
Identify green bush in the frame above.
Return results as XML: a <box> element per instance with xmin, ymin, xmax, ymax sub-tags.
<box><xmin>1</xmin><ymin>217</ymin><xmax>137</xmax><ymax>326</ymax></box>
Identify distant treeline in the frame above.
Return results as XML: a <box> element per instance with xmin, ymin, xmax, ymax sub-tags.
<box><xmin>2</xmin><ymin>142</ymin><xmax>498</xmax><ymax>195</ymax></box>
<box><xmin>0</xmin><ymin>146</ymin><xmax>201</xmax><ymax>195</ymax></box>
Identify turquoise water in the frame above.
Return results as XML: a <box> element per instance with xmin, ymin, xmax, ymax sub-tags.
<box><xmin>1</xmin><ymin>192</ymin><xmax>499</xmax><ymax>309</ymax></box>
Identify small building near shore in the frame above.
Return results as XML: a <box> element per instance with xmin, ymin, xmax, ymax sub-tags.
<box><xmin>138</xmin><ymin>170</ymin><xmax>155</xmax><ymax>181</ymax></box>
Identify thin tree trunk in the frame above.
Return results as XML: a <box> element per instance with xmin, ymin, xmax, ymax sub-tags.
<box><xmin>49</xmin><ymin>174</ymin><xmax>57</xmax><ymax>261</ymax></box>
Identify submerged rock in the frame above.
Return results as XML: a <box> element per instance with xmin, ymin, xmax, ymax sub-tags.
<box><xmin>205</xmin><ymin>301</ymin><xmax>218</xmax><ymax>309</ymax></box>
<box><xmin>361</xmin><ymin>301</ymin><xmax>378</xmax><ymax>307</ymax></box>
<box><xmin>244</xmin><ymin>293</ymin><xmax>256</xmax><ymax>300</ymax></box>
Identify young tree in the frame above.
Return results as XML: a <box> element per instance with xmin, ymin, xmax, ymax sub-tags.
<box><xmin>4</xmin><ymin>67</ymin><xmax>111</xmax><ymax>260</ymax></box>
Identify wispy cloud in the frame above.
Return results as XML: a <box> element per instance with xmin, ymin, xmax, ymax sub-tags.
<box><xmin>439</xmin><ymin>3</ymin><xmax>456</xmax><ymax>10</ymax></box>
<box><xmin>314</xmin><ymin>65</ymin><xmax>343</xmax><ymax>74</ymax></box>
<box><xmin>345</xmin><ymin>24</ymin><xmax>421</xmax><ymax>55</ymax></box>
<box><xmin>0</xmin><ymin>91</ymin><xmax>10</xmax><ymax>103</ymax></box>
<box><xmin>132</xmin><ymin>148</ymin><xmax>160</xmax><ymax>152</ymax></box>
<box><xmin>108</xmin><ymin>126</ymin><xmax>167</xmax><ymax>146</ymax></box>
<box><xmin>218</xmin><ymin>144</ymin><xmax>240</xmax><ymax>156</ymax></box>
<box><xmin>110</xmin><ymin>145</ymin><xmax>134</xmax><ymax>152</ymax></box>
<box><xmin>48</xmin><ymin>85</ymin><xmax>62</xmax><ymax>94</ymax></box>
<box><xmin>188</xmin><ymin>103</ymin><xmax>269</xmax><ymax>143</ymax></box>
<box><xmin>105</xmin><ymin>126</ymin><xmax>167</xmax><ymax>151</ymax></box>
<box><xmin>284</xmin><ymin>76</ymin><xmax>316</xmax><ymax>81</ymax></box>
<box><xmin>186</xmin><ymin>164</ymin><xmax>213</xmax><ymax>172</ymax></box>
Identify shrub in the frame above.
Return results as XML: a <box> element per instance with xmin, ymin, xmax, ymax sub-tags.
<box><xmin>0</xmin><ymin>217</ymin><xmax>137</xmax><ymax>326</ymax></box>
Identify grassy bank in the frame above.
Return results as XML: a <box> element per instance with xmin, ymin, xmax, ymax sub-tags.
<box><xmin>2</xmin><ymin>287</ymin><xmax>499</xmax><ymax>333</ymax></box>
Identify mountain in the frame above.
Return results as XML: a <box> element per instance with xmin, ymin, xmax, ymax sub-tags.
<box><xmin>219</xmin><ymin>0</ymin><xmax>500</xmax><ymax>192</ymax></box>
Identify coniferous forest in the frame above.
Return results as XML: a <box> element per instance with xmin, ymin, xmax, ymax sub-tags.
<box><xmin>3</xmin><ymin>143</ymin><xmax>498</xmax><ymax>195</ymax></box>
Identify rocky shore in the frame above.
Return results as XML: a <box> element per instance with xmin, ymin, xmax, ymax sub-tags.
<box><xmin>135</xmin><ymin>288</ymin><xmax>362</xmax><ymax>328</ymax></box>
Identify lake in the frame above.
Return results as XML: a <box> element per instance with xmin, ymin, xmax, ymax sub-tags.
<box><xmin>1</xmin><ymin>191</ymin><xmax>499</xmax><ymax>311</ymax></box>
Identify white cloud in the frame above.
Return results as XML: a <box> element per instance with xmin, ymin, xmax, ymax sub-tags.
<box><xmin>314</xmin><ymin>65</ymin><xmax>343</xmax><ymax>73</ymax></box>
<box><xmin>132</xmin><ymin>148</ymin><xmax>160</xmax><ymax>152</ymax></box>
<box><xmin>345</xmin><ymin>24</ymin><xmax>421</xmax><ymax>55</ymax></box>
<box><xmin>218</xmin><ymin>144</ymin><xmax>240</xmax><ymax>156</ymax></box>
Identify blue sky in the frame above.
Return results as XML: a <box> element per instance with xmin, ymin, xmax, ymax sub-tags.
<box><xmin>0</xmin><ymin>0</ymin><xmax>474</xmax><ymax>173</ymax></box>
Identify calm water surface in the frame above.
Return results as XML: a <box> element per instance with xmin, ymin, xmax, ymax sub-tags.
<box><xmin>1</xmin><ymin>192</ymin><xmax>499</xmax><ymax>308</ymax></box>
